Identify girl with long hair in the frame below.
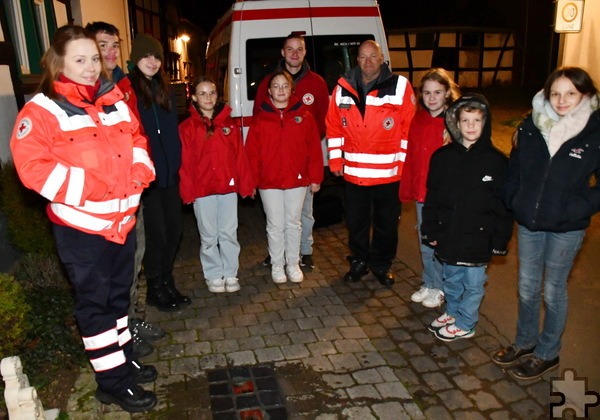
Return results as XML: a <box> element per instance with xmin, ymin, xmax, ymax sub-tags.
<box><xmin>179</xmin><ymin>77</ymin><xmax>254</xmax><ymax>293</ymax></box>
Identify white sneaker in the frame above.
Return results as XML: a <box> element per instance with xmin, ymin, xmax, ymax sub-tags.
<box><xmin>411</xmin><ymin>286</ymin><xmax>432</xmax><ymax>303</ymax></box>
<box><xmin>225</xmin><ymin>277</ymin><xmax>240</xmax><ymax>292</ymax></box>
<box><xmin>206</xmin><ymin>278</ymin><xmax>226</xmax><ymax>293</ymax></box>
<box><xmin>271</xmin><ymin>264</ymin><xmax>287</xmax><ymax>283</ymax></box>
<box><xmin>428</xmin><ymin>312</ymin><xmax>455</xmax><ymax>332</ymax></box>
<box><xmin>422</xmin><ymin>289</ymin><xmax>445</xmax><ymax>308</ymax></box>
<box><xmin>286</xmin><ymin>264</ymin><xmax>303</xmax><ymax>283</ymax></box>
<box><xmin>435</xmin><ymin>324</ymin><xmax>475</xmax><ymax>341</ymax></box>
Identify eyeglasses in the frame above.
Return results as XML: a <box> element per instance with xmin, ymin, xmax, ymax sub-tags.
<box><xmin>270</xmin><ymin>84</ymin><xmax>291</xmax><ymax>91</ymax></box>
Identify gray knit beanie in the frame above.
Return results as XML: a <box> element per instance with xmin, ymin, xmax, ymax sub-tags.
<box><xmin>130</xmin><ymin>33</ymin><xmax>164</xmax><ymax>64</ymax></box>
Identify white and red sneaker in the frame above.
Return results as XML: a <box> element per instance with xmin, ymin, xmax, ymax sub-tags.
<box><xmin>428</xmin><ymin>312</ymin><xmax>455</xmax><ymax>332</ymax></box>
<box><xmin>435</xmin><ymin>324</ymin><xmax>475</xmax><ymax>342</ymax></box>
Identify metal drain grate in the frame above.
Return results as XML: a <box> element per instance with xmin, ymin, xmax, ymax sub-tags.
<box><xmin>207</xmin><ymin>364</ymin><xmax>287</xmax><ymax>419</ymax></box>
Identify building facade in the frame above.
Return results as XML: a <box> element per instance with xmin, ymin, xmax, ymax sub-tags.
<box><xmin>0</xmin><ymin>0</ymin><xmax>206</xmax><ymax>163</ymax></box>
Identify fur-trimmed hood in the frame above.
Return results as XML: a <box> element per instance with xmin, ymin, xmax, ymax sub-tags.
<box><xmin>445</xmin><ymin>93</ymin><xmax>492</xmax><ymax>147</ymax></box>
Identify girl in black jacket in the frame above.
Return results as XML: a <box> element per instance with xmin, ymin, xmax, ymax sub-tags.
<box><xmin>493</xmin><ymin>67</ymin><xmax>600</xmax><ymax>380</ymax></box>
<box><xmin>128</xmin><ymin>33</ymin><xmax>189</xmax><ymax>311</ymax></box>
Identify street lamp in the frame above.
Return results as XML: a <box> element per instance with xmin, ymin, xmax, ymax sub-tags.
<box><xmin>180</xmin><ymin>34</ymin><xmax>190</xmax><ymax>81</ymax></box>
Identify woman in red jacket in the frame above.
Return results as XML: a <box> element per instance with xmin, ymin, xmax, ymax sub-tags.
<box><xmin>10</xmin><ymin>25</ymin><xmax>157</xmax><ymax>412</ymax></box>
<box><xmin>179</xmin><ymin>77</ymin><xmax>254</xmax><ymax>293</ymax></box>
<box><xmin>400</xmin><ymin>68</ymin><xmax>460</xmax><ymax>308</ymax></box>
<box><xmin>246</xmin><ymin>70</ymin><xmax>323</xmax><ymax>283</ymax></box>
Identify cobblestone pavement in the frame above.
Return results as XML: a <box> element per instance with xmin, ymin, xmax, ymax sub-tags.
<box><xmin>66</xmin><ymin>198</ymin><xmax>555</xmax><ymax>419</ymax></box>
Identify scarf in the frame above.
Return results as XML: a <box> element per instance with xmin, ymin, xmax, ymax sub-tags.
<box><xmin>532</xmin><ymin>90</ymin><xmax>599</xmax><ymax>157</ymax></box>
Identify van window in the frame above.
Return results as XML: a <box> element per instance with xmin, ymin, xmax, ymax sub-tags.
<box><xmin>246</xmin><ymin>34</ymin><xmax>375</xmax><ymax>100</ymax></box>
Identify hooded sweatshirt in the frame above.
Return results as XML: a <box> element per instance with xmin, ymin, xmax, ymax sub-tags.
<box><xmin>421</xmin><ymin>94</ymin><xmax>513</xmax><ymax>266</ymax></box>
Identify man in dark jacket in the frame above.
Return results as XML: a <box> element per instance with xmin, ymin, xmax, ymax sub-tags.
<box><xmin>422</xmin><ymin>94</ymin><xmax>513</xmax><ymax>341</ymax></box>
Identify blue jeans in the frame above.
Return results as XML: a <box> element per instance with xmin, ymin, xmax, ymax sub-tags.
<box><xmin>442</xmin><ymin>264</ymin><xmax>488</xmax><ymax>331</ymax></box>
<box><xmin>515</xmin><ymin>225</ymin><xmax>585</xmax><ymax>360</ymax></box>
<box><xmin>416</xmin><ymin>202</ymin><xmax>443</xmax><ymax>290</ymax></box>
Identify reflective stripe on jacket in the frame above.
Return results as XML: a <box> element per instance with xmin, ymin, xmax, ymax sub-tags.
<box><xmin>10</xmin><ymin>79</ymin><xmax>155</xmax><ymax>244</ymax></box>
<box><xmin>326</xmin><ymin>66</ymin><xmax>416</xmax><ymax>186</ymax></box>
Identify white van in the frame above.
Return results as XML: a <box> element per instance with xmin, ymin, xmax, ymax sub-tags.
<box><xmin>205</xmin><ymin>0</ymin><xmax>390</xmax><ymax>138</ymax></box>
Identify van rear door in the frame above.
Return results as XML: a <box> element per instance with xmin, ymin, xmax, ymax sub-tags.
<box><xmin>233</xmin><ymin>0</ymin><xmax>313</xmax><ymax>121</ymax></box>
<box><xmin>208</xmin><ymin>0</ymin><xmax>389</xmax><ymax>138</ymax></box>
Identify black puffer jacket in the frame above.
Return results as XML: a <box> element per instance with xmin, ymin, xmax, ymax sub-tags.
<box><xmin>504</xmin><ymin>108</ymin><xmax>600</xmax><ymax>232</ymax></box>
<box><xmin>421</xmin><ymin>94</ymin><xmax>513</xmax><ymax>266</ymax></box>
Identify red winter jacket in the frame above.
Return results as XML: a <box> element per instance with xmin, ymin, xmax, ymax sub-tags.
<box><xmin>326</xmin><ymin>65</ymin><xmax>416</xmax><ymax>186</ymax></box>
<box><xmin>10</xmin><ymin>79</ymin><xmax>155</xmax><ymax>244</ymax></box>
<box><xmin>253</xmin><ymin>60</ymin><xmax>330</xmax><ymax>138</ymax></box>
<box><xmin>116</xmin><ymin>74</ymin><xmax>145</xmax><ymax>137</ymax></box>
<box><xmin>246</xmin><ymin>96</ymin><xmax>324</xmax><ymax>190</ymax></box>
<box><xmin>399</xmin><ymin>109</ymin><xmax>447</xmax><ymax>203</ymax></box>
<box><xmin>178</xmin><ymin>103</ymin><xmax>254</xmax><ymax>203</ymax></box>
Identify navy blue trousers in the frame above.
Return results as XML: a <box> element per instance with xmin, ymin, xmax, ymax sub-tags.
<box><xmin>141</xmin><ymin>185</ymin><xmax>182</xmax><ymax>283</ymax></box>
<box><xmin>53</xmin><ymin>224</ymin><xmax>135</xmax><ymax>392</ymax></box>
<box><xmin>344</xmin><ymin>181</ymin><xmax>401</xmax><ymax>272</ymax></box>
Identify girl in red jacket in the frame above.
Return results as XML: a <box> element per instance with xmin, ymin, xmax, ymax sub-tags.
<box><xmin>179</xmin><ymin>77</ymin><xmax>254</xmax><ymax>293</ymax></box>
<box><xmin>246</xmin><ymin>70</ymin><xmax>324</xmax><ymax>283</ymax></box>
<box><xmin>399</xmin><ymin>68</ymin><xmax>460</xmax><ymax>308</ymax></box>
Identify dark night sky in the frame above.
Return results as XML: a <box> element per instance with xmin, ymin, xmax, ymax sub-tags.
<box><xmin>183</xmin><ymin>0</ymin><xmax>518</xmax><ymax>35</ymax></box>
<box><xmin>181</xmin><ymin>0</ymin><xmax>552</xmax><ymax>88</ymax></box>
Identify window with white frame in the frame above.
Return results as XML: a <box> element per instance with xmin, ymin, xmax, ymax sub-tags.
<box><xmin>4</xmin><ymin>0</ymin><xmax>31</xmax><ymax>75</ymax></box>
<box><xmin>4</xmin><ymin>0</ymin><xmax>56</xmax><ymax>76</ymax></box>
<box><xmin>33</xmin><ymin>0</ymin><xmax>51</xmax><ymax>52</ymax></box>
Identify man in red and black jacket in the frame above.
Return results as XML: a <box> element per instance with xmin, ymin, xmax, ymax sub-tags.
<box><xmin>326</xmin><ymin>40</ymin><xmax>416</xmax><ymax>287</ymax></box>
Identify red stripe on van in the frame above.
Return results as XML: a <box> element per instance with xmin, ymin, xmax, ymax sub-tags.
<box><xmin>210</xmin><ymin>15</ymin><xmax>234</xmax><ymax>44</ymax></box>
<box><xmin>232</xmin><ymin>6</ymin><xmax>379</xmax><ymax>22</ymax></box>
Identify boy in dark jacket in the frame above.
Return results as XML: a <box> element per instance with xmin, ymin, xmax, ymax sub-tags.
<box><xmin>421</xmin><ymin>94</ymin><xmax>513</xmax><ymax>341</ymax></box>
